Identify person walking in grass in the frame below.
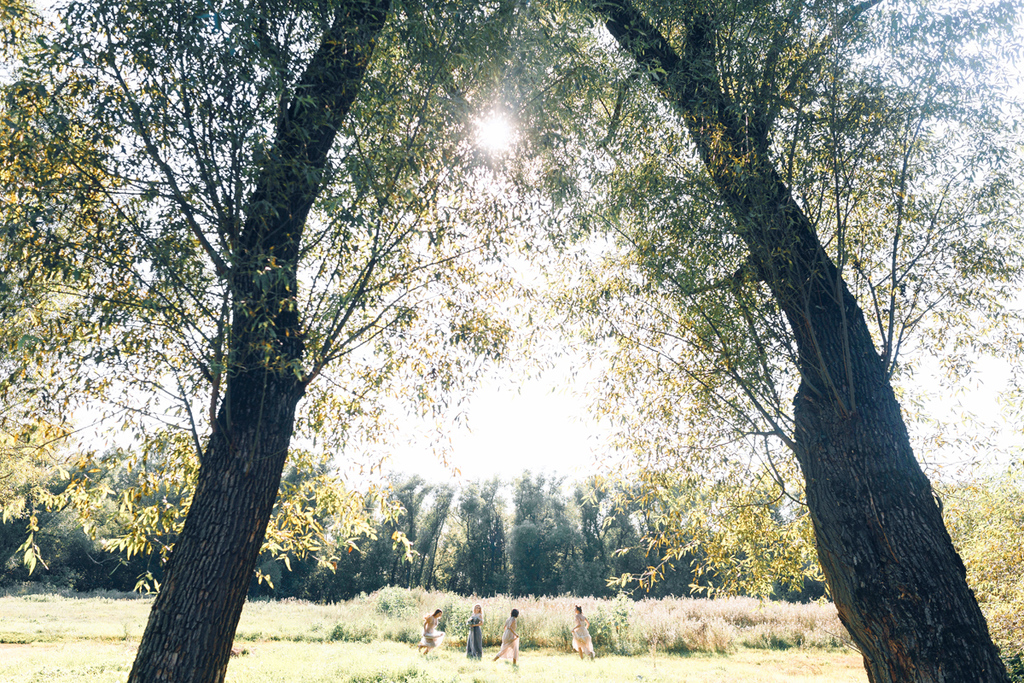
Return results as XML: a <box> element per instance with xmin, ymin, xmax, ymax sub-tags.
<box><xmin>492</xmin><ymin>608</ymin><xmax>519</xmax><ymax>665</ymax></box>
<box><xmin>571</xmin><ymin>605</ymin><xmax>594</xmax><ymax>659</ymax></box>
<box><xmin>466</xmin><ymin>603</ymin><xmax>483</xmax><ymax>659</ymax></box>
<box><xmin>418</xmin><ymin>608</ymin><xmax>445</xmax><ymax>654</ymax></box>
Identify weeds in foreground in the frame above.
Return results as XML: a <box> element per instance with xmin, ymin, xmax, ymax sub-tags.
<box><xmin>0</xmin><ymin>585</ymin><xmax>847</xmax><ymax>655</ymax></box>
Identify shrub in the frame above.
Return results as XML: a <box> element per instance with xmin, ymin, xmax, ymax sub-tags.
<box><xmin>437</xmin><ymin>594</ymin><xmax>464</xmax><ymax>638</ymax></box>
<box><xmin>373</xmin><ymin>586</ymin><xmax>418</xmax><ymax>618</ymax></box>
<box><xmin>382</xmin><ymin>622</ymin><xmax>422</xmax><ymax>644</ymax></box>
<box><xmin>942</xmin><ymin>470</ymin><xmax>1024</xmax><ymax>661</ymax></box>
<box><xmin>1003</xmin><ymin>654</ymin><xmax>1023</xmax><ymax>683</ymax></box>
<box><xmin>738</xmin><ymin>624</ymin><xmax>803</xmax><ymax>650</ymax></box>
<box><xmin>661</xmin><ymin>618</ymin><xmax>732</xmax><ymax>654</ymax></box>
<box><xmin>329</xmin><ymin>621</ymin><xmax>376</xmax><ymax>643</ymax></box>
<box><xmin>587</xmin><ymin>608</ymin><xmax>613</xmax><ymax>649</ymax></box>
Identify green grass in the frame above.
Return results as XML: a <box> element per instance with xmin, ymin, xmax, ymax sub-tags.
<box><xmin>0</xmin><ymin>640</ymin><xmax>867</xmax><ymax>683</ymax></box>
<box><xmin>0</xmin><ymin>591</ymin><xmax>867</xmax><ymax>682</ymax></box>
<box><xmin>0</xmin><ymin>592</ymin><xmax>153</xmax><ymax>643</ymax></box>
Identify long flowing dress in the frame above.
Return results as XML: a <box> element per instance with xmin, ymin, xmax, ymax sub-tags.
<box><xmin>466</xmin><ymin>614</ymin><xmax>483</xmax><ymax>658</ymax></box>
<box><xmin>493</xmin><ymin>616</ymin><xmax>519</xmax><ymax>662</ymax></box>
<box><xmin>572</xmin><ymin>613</ymin><xmax>594</xmax><ymax>658</ymax></box>
<box><xmin>419</xmin><ymin>614</ymin><xmax>445</xmax><ymax>652</ymax></box>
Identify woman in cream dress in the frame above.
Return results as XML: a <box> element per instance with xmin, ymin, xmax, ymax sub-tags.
<box><xmin>418</xmin><ymin>609</ymin><xmax>445</xmax><ymax>654</ymax></box>
<box><xmin>492</xmin><ymin>608</ymin><xmax>519</xmax><ymax>665</ymax></box>
<box><xmin>571</xmin><ymin>605</ymin><xmax>594</xmax><ymax>659</ymax></box>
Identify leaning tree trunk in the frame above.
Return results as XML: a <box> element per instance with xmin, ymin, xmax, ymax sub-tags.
<box><xmin>791</xmin><ymin>277</ymin><xmax>1006</xmax><ymax>682</ymax></box>
<box><xmin>128</xmin><ymin>369</ymin><xmax>304</xmax><ymax>682</ymax></box>
<box><xmin>128</xmin><ymin>3</ymin><xmax>391</xmax><ymax>681</ymax></box>
<box><xmin>592</xmin><ymin>1</ymin><xmax>1009</xmax><ymax>680</ymax></box>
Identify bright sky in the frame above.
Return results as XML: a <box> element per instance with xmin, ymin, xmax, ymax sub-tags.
<box><xmin>380</xmin><ymin>355</ymin><xmax>611</xmax><ymax>484</ymax></box>
<box><xmin>376</xmin><ymin>115</ymin><xmax>608</xmax><ymax>484</ymax></box>
<box><xmin>375</xmin><ymin>346</ymin><xmax>1023</xmax><ymax>488</ymax></box>
<box><xmin>475</xmin><ymin>112</ymin><xmax>516</xmax><ymax>152</ymax></box>
<box><xmin>372</xmin><ymin>113</ymin><xmax>1024</xmax><ymax>487</ymax></box>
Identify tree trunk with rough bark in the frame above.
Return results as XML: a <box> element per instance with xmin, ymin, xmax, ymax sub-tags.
<box><xmin>590</xmin><ymin>1</ymin><xmax>1009</xmax><ymax>680</ymax></box>
<box><xmin>128</xmin><ymin>3</ymin><xmax>391</xmax><ymax>681</ymax></box>
<box><xmin>127</xmin><ymin>372</ymin><xmax>304</xmax><ymax>682</ymax></box>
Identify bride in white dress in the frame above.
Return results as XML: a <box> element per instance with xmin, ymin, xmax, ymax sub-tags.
<box><xmin>418</xmin><ymin>609</ymin><xmax>445</xmax><ymax>654</ymax></box>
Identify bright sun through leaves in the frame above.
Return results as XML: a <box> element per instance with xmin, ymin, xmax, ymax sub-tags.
<box><xmin>475</xmin><ymin>113</ymin><xmax>514</xmax><ymax>152</ymax></box>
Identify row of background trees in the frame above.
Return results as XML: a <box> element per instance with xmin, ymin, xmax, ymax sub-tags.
<box><xmin>6</xmin><ymin>460</ymin><xmax>1022</xmax><ymax>630</ymax></box>
<box><xmin>2</xmin><ymin>462</ymin><xmax>830</xmax><ymax>601</ymax></box>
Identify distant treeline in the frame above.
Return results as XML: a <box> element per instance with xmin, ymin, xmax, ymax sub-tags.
<box><xmin>0</xmin><ymin>470</ymin><xmax>822</xmax><ymax>602</ymax></box>
<box><xmin>245</xmin><ymin>472</ymin><xmax>824</xmax><ymax>603</ymax></box>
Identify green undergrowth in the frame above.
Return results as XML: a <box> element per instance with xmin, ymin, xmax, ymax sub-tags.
<box><xmin>1005</xmin><ymin>653</ymin><xmax>1024</xmax><ymax>683</ymax></box>
<box><xmin>0</xmin><ymin>588</ymin><xmax>853</xmax><ymax>656</ymax></box>
<box><xmin>227</xmin><ymin>589</ymin><xmax>854</xmax><ymax>656</ymax></box>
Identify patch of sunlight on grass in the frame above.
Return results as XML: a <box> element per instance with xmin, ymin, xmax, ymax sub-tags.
<box><xmin>221</xmin><ymin>642</ymin><xmax>866</xmax><ymax>683</ymax></box>
<box><xmin>0</xmin><ymin>641</ymin><xmax>867</xmax><ymax>683</ymax></box>
<box><xmin>0</xmin><ymin>642</ymin><xmax>136</xmax><ymax>683</ymax></box>
<box><xmin>0</xmin><ymin>594</ymin><xmax>153</xmax><ymax>643</ymax></box>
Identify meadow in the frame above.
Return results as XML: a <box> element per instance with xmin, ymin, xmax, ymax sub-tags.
<box><xmin>0</xmin><ymin>587</ymin><xmax>866</xmax><ymax>682</ymax></box>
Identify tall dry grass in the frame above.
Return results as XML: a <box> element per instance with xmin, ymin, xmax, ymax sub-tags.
<box><xmin>246</xmin><ymin>587</ymin><xmax>852</xmax><ymax>655</ymax></box>
<box><xmin>0</xmin><ymin>583</ymin><xmax>849</xmax><ymax>655</ymax></box>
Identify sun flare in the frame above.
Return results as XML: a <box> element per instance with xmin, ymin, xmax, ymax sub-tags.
<box><xmin>475</xmin><ymin>113</ymin><xmax>514</xmax><ymax>152</ymax></box>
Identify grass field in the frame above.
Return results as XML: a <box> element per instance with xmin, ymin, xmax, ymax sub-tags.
<box><xmin>0</xmin><ymin>590</ymin><xmax>867</xmax><ymax>682</ymax></box>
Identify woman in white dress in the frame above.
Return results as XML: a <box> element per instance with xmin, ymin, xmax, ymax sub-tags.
<box><xmin>418</xmin><ymin>608</ymin><xmax>445</xmax><ymax>654</ymax></box>
<box><xmin>492</xmin><ymin>608</ymin><xmax>519</xmax><ymax>665</ymax></box>
<box><xmin>571</xmin><ymin>605</ymin><xmax>594</xmax><ymax>659</ymax></box>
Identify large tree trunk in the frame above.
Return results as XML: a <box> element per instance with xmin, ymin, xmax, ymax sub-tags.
<box><xmin>129</xmin><ymin>3</ymin><xmax>391</xmax><ymax>681</ymax></box>
<box><xmin>128</xmin><ymin>373</ymin><xmax>304</xmax><ymax>682</ymax></box>
<box><xmin>793</xmin><ymin>292</ymin><xmax>1004</xmax><ymax>682</ymax></box>
<box><xmin>591</xmin><ymin>1</ymin><xmax>1009</xmax><ymax>680</ymax></box>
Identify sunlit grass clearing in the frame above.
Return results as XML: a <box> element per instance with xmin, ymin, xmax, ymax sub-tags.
<box><xmin>0</xmin><ymin>641</ymin><xmax>867</xmax><ymax>683</ymax></box>
<box><xmin>0</xmin><ymin>590</ymin><xmax>867</xmax><ymax>682</ymax></box>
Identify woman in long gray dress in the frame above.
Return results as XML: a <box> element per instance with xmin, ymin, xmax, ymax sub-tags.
<box><xmin>465</xmin><ymin>603</ymin><xmax>483</xmax><ymax>658</ymax></box>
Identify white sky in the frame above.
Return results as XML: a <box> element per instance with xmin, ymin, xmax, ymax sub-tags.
<box><xmin>373</xmin><ymin>341</ymin><xmax>1023</xmax><ymax>486</ymax></box>
<box><xmin>379</xmin><ymin>357</ymin><xmax>611</xmax><ymax>484</ymax></box>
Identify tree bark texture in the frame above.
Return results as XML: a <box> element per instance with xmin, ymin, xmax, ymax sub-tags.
<box><xmin>128</xmin><ymin>3</ymin><xmax>391</xmax><ymax>681</ymax></box>
<box><xmin>591</xmin><ymin>1</ymin><xmax>1009</xmax><ymax>680</ymax></box>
